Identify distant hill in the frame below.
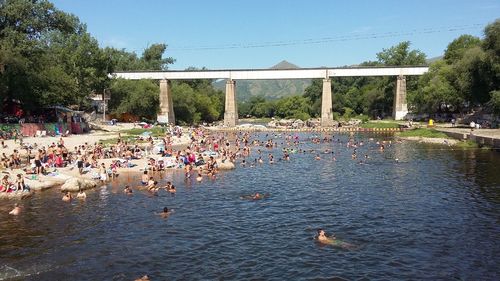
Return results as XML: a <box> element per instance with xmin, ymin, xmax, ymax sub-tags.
<box><xmin>269</xmin><ymin>60</ymin><xmax>300</xmax><ymax>69</ymax></box>
<box><xmin>213</xmin><ymin>60</ymin><xmax>311</xmax><ymax>101</ymax></box>
<box><xmin>427</xmin><ymin>56</ymin><xmax>443</xmax><ymax>63</ymax></box>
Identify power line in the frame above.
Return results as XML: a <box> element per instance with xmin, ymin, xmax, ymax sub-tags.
<box><xmin>166</xmin><ymin>23</ymin><xmax>485</xmax><ymax>51</ymax></box>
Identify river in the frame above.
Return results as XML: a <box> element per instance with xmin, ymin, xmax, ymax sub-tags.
<box><xmin>1</xmin><ymin>132</ymin><xmax>499</xmax><ymax>280</ymax></box>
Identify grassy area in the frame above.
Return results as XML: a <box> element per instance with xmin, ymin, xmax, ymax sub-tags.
<box><xmin>398</xmin><ymin>128</ymin><xmax>449</xmax><ymax>138</ymax></box>
<box><xmin>239</xmin><ymin>117</ymin><xmax>272</xmax><ymax>123</ymax></box>
<box><xmin>121</xmin><ymin>127</ymin><xmax>166</xmax><ymax>137</ymax></box>
<box><xmin>360</xmin><ymin>121</ymin><xmax>401</xmax><ymax>128</ymax></box>
<box><xmin>98</xmin><ymin>137</ymin><xmax>150</xmax><ymax>147</ymax></box>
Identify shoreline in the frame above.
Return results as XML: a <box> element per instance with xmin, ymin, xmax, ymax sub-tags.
<box><xmin>2</xmin><ymin>124</ymin><xmax>496</xmax><ymax>200</ymax></box>
<box><xmin>396</xmin><ymin>136</ymin><xmax>459</xmax><ymax>145</ymax></box>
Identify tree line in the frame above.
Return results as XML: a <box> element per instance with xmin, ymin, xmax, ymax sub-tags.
<box><xmin>241</xmin><ymin>22</ymin><xmax>500</xmax><ymax>120</ymax></box>
<box><xmin>1</xmin><ymin>0</ymin><xmax>498</xmax><ymax>125</ymax></box>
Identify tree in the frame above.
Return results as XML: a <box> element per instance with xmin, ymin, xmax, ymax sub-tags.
<box><xmin>0</xmin><ymin>0</ymin><xmax>111</xmax><ymax>111</ymax></box>
<box><xmin>483</xmin><ymin>20</ymin><xmax>500</xmax><ymax>101</ymax></box>
<box><xmin>275</xmin><ymin>95</ymin><xmax>311</xmax><ymax>120</ymax></box>
<box><xmin>489</xmin><ymin>90</ymin><xmax>500</xmax><ymax>114</ymax></box>
<box><xmin>444</xmin><ymin>35</ymin><xmax>481</xmax><ymax>63</ymax></box>
<box><xmin>141</xmin><ymin>43</ymin><xmax>175</xmax><ymax>70</ymax></box>
<box><xmin>109</xmin><ymin>79</ymin><xmax>159</xmax><ymax>120</ymax></box>
<box><xmin>376</xmin><ymin>41</ymin><xmax>427</xmax><ymax>66</ymax></box>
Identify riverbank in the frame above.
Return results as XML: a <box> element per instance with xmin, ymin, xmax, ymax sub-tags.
<box><xmin>0</xmin><ymin>124</ymin><xmax>239</xmax><ymax>200</ymax></box>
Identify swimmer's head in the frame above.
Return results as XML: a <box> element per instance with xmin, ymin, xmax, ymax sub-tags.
<box><xmin>163</xmin><ymin>207</ymin><xmax>168</xmax><ymax>213</ymax></box>
<box><xmin>144</xmin><ymin>171</ymin><xmax>148</xmax><ymax>174</ymax></box>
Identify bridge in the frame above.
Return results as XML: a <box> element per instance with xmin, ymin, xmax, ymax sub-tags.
<box><xmin>112</xmin><ymin>66</ymin><xmax>429</xmax><ymax>126</ymax></box>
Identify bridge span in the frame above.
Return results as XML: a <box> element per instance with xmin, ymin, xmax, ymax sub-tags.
<box><xmin>111</xmin><ymin>66</ymin><xmax>429</xmax><ymax>126</ymax></box>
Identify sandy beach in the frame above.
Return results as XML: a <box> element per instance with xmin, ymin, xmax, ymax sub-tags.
<box><xmin>0</xmin><ymin>123</ymin><xmax>196</xmax><ymax>198</ymax></box>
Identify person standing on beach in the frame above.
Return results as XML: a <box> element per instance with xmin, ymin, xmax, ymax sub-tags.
<box><xmin>76</xmin><ymin>153</ymin><xmax>83</xmax><ymax>174</ymax></box>
<box><xmin>34</xmin><ymin>149</ymin><xmax>42</xmax><ymax>174</ymax></box>
<box><xmin>99</xmin><ymin>163</ymin><xmax>108</xmax><ymax>183</ymax></box>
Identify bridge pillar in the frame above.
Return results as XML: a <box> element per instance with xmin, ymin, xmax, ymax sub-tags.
<box><xmin>224</xmin><ymin>79</ymin><xmax>238</xmax><ymax>127</ymax></box>
<box><xmin>158</xmin><ymin>79</ymin><xmax>175</xmax><ymax>124</ymax></box>
<box><xmin>393</xmin><ymin>75</ymin><xmax>408</xmax><ymax>120</ymax></box>
<box><xmin>321</xmin><ymin>78</ymin><xmax>334</xmax><ymax>127</ymax></box>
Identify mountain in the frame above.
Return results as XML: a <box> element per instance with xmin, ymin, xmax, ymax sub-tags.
<box><xmin>270</xmin><ymin>60</ymin><xmax>300</xmax><ymax>69</ymax></box>
<box><xmin>426</xmin><ymin>56</ymin><xmax>443</xmax><ymax>63</ymax></box>
<box><xmin>213</xmin><ymin>60</ymin><xmax>311</xmax><ymax>102</ymax></box>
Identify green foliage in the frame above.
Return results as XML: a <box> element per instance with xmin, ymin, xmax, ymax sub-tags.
<box><xmin>411</xmin><ymin>20</ymin><xmax>500</xmax><ymax>115</ymax></box>
<box><xmin>301</xmin><ymin>42</ymin><xmax>426</xmax><ymax>119</ymax></box>
<box><xmin>444</xmin><ymin>35</ymin><xmax>481</xmax><ymax>63</ymax></box>
<box><xmin>488</xmin><ymin>90</ymin><xmax>500</xmax><ymax>114</ymax></box>
<box><xmin>342</xmin><ymin>107</ymin><xmax>354</xmax><ymax>121</ymax></box>
<box><xmin>170</xmin><ymin>80</ymin><xmax>224</xmax><ymax>125</ymax></box>
<box><xmin>357</xmin><ymin>114</ymin><xmax>370</xmax><ymax>123</ymax></box>
<box><xmin>0</xmin><ymin>0</ymin><xmax>110</xmax><ymax>111</ymax></box>
<box><xmin>274</xmin><ymin>95</ymin><xmax>312</xmax><ymax>119</ymax></box>
<box><xmin>121</xmin><ymin>126</ymin><xmax>165</xmax><ymax>137</ymax></box>
<box><xmin>376</xmin><ymin>41</ymin><xmax>427</xmax><ymax>66</ymax></box>
<box><xmin>109</xmin><ymin>79</ymin><xmax>159</xmax><ymax>120</ymax></box>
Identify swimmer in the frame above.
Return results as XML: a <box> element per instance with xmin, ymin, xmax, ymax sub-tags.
<box><xmin>76</xmin><ymin>189</ymin><xmax>87</xmax><ymax>200</ymax></box>
<box><xmin>62</xmin><ymin>191</ymin><xmax>72</xmax><ymax>202</ymax></box>
<box><xmin>9</xmin><ymin>203</ymin><xmax>21</xmax><ymax>215</ymax></box>
<box><xmin>252</xmin><ymin>192</ymin><xmax>262</xmax><ymax>200</ymax></box>
<box><xmin>315</xmin><ymin>154</ymin><xmax>321</xmax><ymax>160</ymax></box>
<box><xmin>124</xmin><ymin>185</ymin><xmax>133</xmax><ymax>195</ymax></box>
<box><xmin>148</xmin><ymin>181</ymin><xmax>159</xmax><ymax>192</ymax></box>
<box><xmin>146</xmin><ymin>177</ymin><xmax>155</xmax><ymax>189</ymax></box>
<box><xmin>159</xmin><ymin>207</ymin><xmax>174</xmax><ymax>218</ymax></box>
<box><xmin>316</xmin><ymin>228</ymin><xmax>335</xmax><ymax>244</ymax></box>
<box><xmin>196</xmin><ymin>173</ymin><xmax>203</xmax><ymax>182</ymax></box>
<box><xmin>135</xmin><ymin>274</ymin><xmax>150</xmax><ymax>281</ymax></box>
<box><xmin>163</xmin><ymin>181</ymin><xmax>172</xmax><ymax>190</ymax></box>
<box><xmin>240</xmin><ymin>192</ymin><xmax>269</xmax><ymax>200</ymax></box>
<box><xmin>168</xmin><ymin>185</ymin><xmax>176</xmax><ymax>193</ymax></box>
<box><xmin>141</xmin><ymin>171</ymin><xmax>149</xmax><ymax>185</ymax></box>
<box><xmin>316</xmin><ymin>229</ymin><xmax>355</xmax><ymax>249</ymax></box>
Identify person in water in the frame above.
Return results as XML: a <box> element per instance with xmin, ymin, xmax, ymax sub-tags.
<box><xmin>9</xmin><ymin>203</ymin><xmax>21</xmax><ymax>215</ymax></box>
<box><xmin>62</xmin><ymin>191</ymin><xmax>72</xmax><ymax>202</ymax></box>
<box><xmin>148</xmin><ymin>181</ymin><xmax>159</xmax><ymax>192</ymax></box>
<box><xmin>76</xmin><ymin>189</ymin><xmax>87</xmax><ymax>200</ymax></box>
<box><xmin>316</xmin><ymin>229</ymin><xmax>355</xmax><ymax>249</ymax></box>
<box><xmin>159</xmin><ymin>207</ymin><xmax>173</xmax><ymax>218</ymax></box>
<box><xmin>141</xmin><ymin>171</ymin><xmax>149</xmax><ymax>185</ymax></box>
<box><xmin>124</xmin><ymin>185</ymin><xmax>133</xmax><ymax>195</ymax></box>
<box><xmin>135</xmin><ymin>274</ymin><xmax>150</xmax><ymax>281</ymax></box>
<box><xmin>316</xmin><ymin>229</ymin><xmax>334</xmax><ymax>244</ymax></box>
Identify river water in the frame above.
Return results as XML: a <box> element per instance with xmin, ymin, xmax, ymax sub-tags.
<box><xmin>1</xmin><ymin>133</ymin><xmax>499</xmax><ymax>280</ymax></box>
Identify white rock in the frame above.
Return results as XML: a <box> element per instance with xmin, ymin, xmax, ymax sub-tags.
<box><xmin>61</xmin><ymin>177</ymin><xmax>97</xmax><ymax>192</ymax></box>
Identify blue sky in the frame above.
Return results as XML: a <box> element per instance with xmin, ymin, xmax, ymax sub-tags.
<box><xmin>51</xmin><ymin>0</ymin><xmax>499</xmax><ymax>70</ymax></box>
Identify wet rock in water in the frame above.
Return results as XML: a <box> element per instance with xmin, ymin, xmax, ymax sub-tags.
<box><xmin>61</xmin><ymin>178</ymin><xmax>97</xmax><ymax>192</ymax></box>
<box><xmin>0</xmin><ymin>190</ymin><xmax>33</xmax><ymax>200</ymax></box>
<box><xmin>24</xmin><ymin>178</ymin><xmax>59</xmax><ymax>191</ymax></box>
